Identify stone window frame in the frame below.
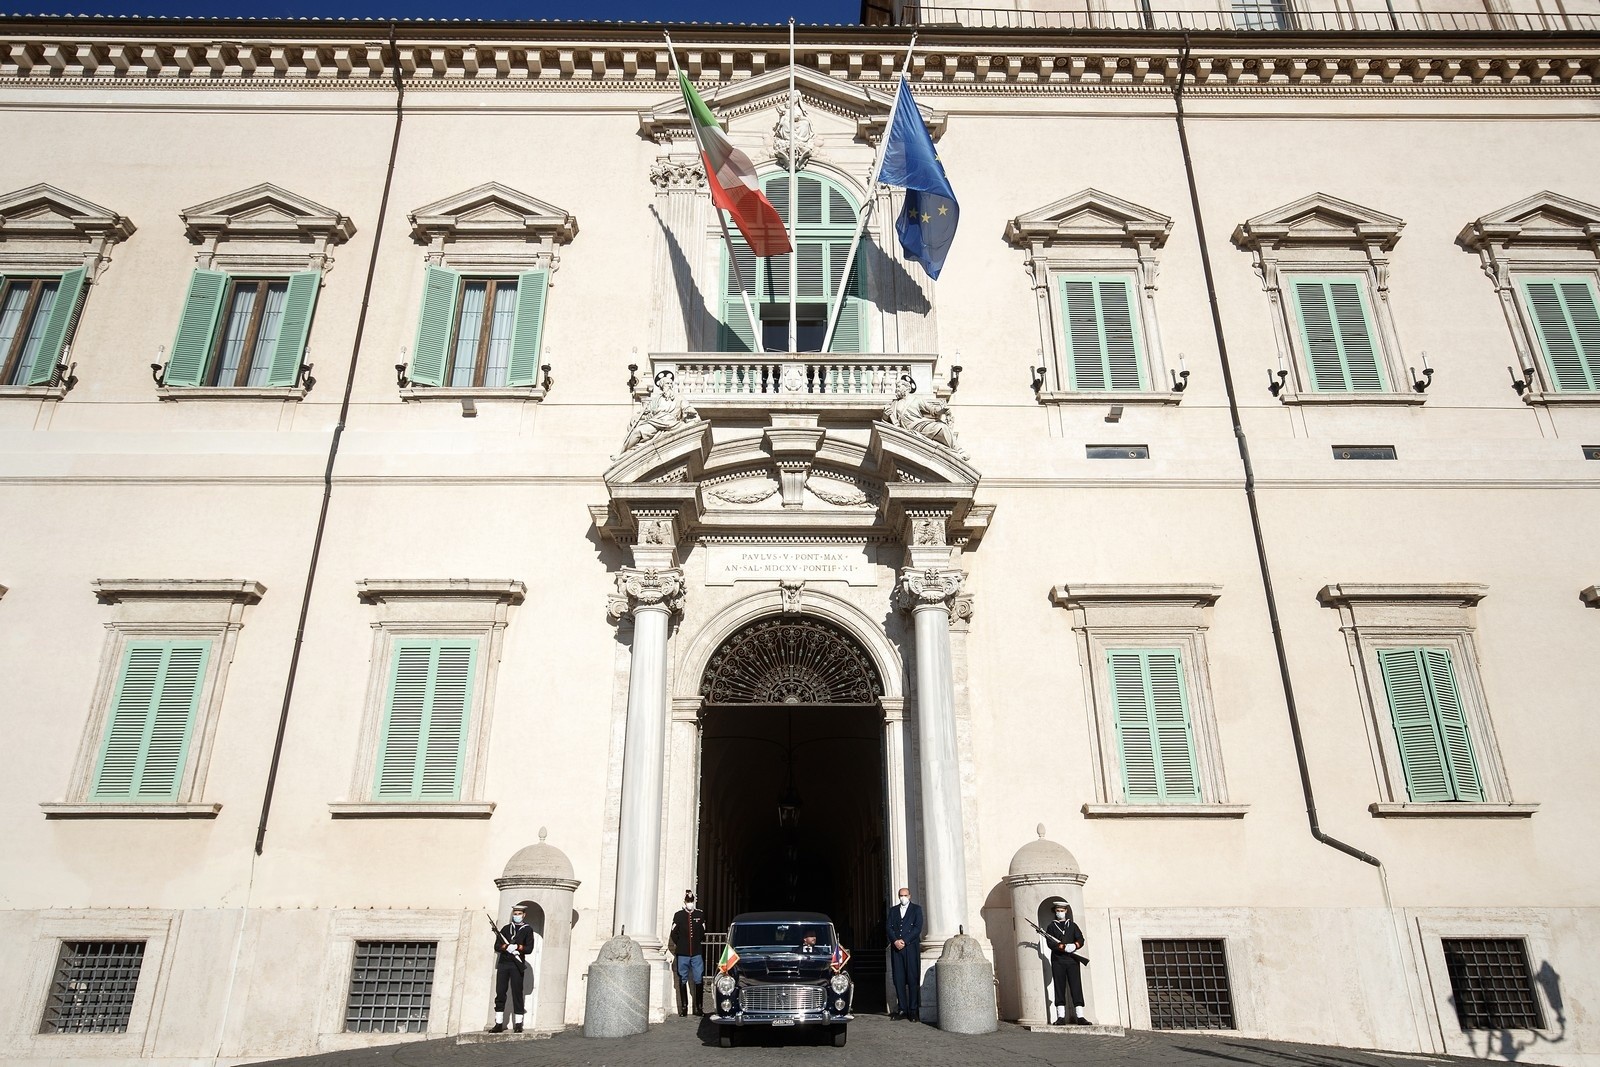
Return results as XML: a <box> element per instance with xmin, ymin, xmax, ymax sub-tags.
<box><xmin>0</xmin><ymin>183</ymin><xmax>135</xmax><ymax>401</ymax></box>
<box><xmin>400</xmin><ymin>182</ymin><xmax>577</xmax><ymax>403</ymax></box>
<box><xmin>330</xmin><ymin>579</ymin><xmax>524</xmax><ymax>818</ymax></box>
<box><xmin>41</xmin><ymin>579</ymin><xmax>264</xmax><ymax>819</ymax></box>
<box><xmin>8</xmin><ymin>909</ymin><xmax>176</xmax><ymax>1057</ymax></box>
<box><xmin>1233</xmin><ymin>192</ymin><xmax>1423</xmax><ymax>407</ymax></box>
<box><xmin>157</xmin><ymin>182</ymin><xmax>354</xmax><ymax>402</ymax></box>
<box><xmin>313</xmin><ymin>910</ymin><xmax>469</xmax><ymax>1050</ymax></box>
<box><xmin>1050</xmin><ymin>584</ymin><xmax>1245</xmax><ymax>818</ymax></box>
<box><xmin>1410</xmin><ymin>909</ymin><xmax>1561</xmax><ymax>1056</ymax></box>
<box><xmin>1006</xmin><ymin>188</ymin><xmax>1182</xmax><ymax>407</ymax></box>
<box><xmin>1109</xmin><ymin>908</ymin><xmax>1262</xmax><ymax>1036</ymax></box>
<box><xmin>1459</xmin><ymin>190</ymin><xmax>1600</xmax><ymax>407</ymax></box>
<box><xmin>1317</xmin><ymin>583</ymin><xmax>1535</xmax><ymax>818</ymax></box>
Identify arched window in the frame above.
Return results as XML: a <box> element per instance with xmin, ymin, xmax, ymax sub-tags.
<box><xmin>720</xmin><ymin>171</ymin><xmax>867</xmax><ymax>354</ymax></box>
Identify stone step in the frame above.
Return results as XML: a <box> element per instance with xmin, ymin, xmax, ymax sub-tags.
<box><xmin>1021</xmin><ymin>1022</ymin><xmax>1128</xmax><ymax>1036</ymax></box>
<box><xmin>456</xmin><ymin>1028</ymin><xmax>560</xmax><ymax>1043</ymax></box>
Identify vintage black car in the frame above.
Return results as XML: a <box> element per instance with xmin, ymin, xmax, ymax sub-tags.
<box><xmin>710</xmin><ymin>911</ymin><xmax>854</xmax><ymax>1047</ymax></box>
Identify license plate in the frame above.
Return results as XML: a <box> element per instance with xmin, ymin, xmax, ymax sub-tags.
<box><xmin>771</xmin><ymin>1020</ymin><xmax>795</xmax><ymax>1027</ymax></box>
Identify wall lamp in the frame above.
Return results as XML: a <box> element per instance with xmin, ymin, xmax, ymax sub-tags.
<box><xmin>1409</xmin><ymin>351</ymin><xmax>1433</xmax><ymax>392</ymax></box>
<box><xmin>1508</xmin><ymin>364</ymin><xmax>1537</xmax><ymax>396</ymax></box>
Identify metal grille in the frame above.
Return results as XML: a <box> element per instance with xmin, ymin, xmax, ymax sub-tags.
<box><xmin>701</xmin><ymin>617</ymin><xmax>881</xmax><ymax>706</ymax></box>
<box><xmin>1143</xmin><ymin>939</ymin><xmax>1236</xmax><ymax>1030</ymax></box>
<box><xmin>742</xmin><ymin>984</ymin><xmax>825</xmax><ymax>1013</ymax></box>
<box><xmin>344</xmin><ymin>941</ymin><xmax>436</xmax><ymax>1033</ymax></box>
<box><xmin>42</xmin><ymin>941</ymin><xmax>146</xmax><ymax>1034</ymax></box>
<box><xmin>1443</xmin><ymin>939</ymin><xmax>1543</xmax><ymax>1030</ymax></box>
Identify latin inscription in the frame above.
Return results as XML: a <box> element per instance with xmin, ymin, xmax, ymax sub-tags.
<box><xmin>704</xmin><ymin>545</ymin><xmax>877</xmax><ymax>586</ymax></box>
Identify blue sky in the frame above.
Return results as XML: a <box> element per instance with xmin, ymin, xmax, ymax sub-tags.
<box><xmin>5</xmin><ymin>0</ymin><xmax>863</xmax><ymax>23</ymax></box>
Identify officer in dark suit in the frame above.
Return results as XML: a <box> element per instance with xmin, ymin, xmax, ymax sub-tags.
<box><xmin>1042</xmin><ymin>902</ymin><xmax>1090</xmax><ymax>1025</ymax></box>
<box><xmin>668</xmin><ymin>890</ymin><xmax>708</xmax><ymax>1017</ymax></box>
<box><xmin>490</xmin><ymin>903</ymin><xmax>536</xmax><ymax>1033</ymax></box>
<box><xmin>885</xmin><ymin>886</ymin><xmax>925</xmax><ymax>1020</ymax></box>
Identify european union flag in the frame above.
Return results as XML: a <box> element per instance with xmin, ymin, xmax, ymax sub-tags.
<box><xmin>878</xmin><ymin>79</ymin><xmax>959</xmax><ymax>280</ymax></box>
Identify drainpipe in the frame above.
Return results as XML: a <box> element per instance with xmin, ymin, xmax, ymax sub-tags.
<box><xmin>253</xmin><ymin>25</ymin><xmax>408</xmax><ymax>855</ymax></box>
<box><xmin>1170</xmin><ymin>35</ymin><xmax>1380</xmax><ymax>871</ymax></box>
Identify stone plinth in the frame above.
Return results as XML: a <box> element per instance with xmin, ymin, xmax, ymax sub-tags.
<box><xmin>934</xmin><ymin>933</ymin><xmax>998</xmax><ymax>1034</ymax></box>
<box><xmin>1021</xmin><ymin>1023</ymin><xmax>1128</xmax><ymax>1036</ymax></box>
<box><xmin>583</xmin><ymin>935</ymin><xmax>650</xmax><ymax>1038</ymax></box>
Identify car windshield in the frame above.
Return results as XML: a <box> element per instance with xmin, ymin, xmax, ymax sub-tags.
<box><xmin>729</xmin><ymin>921</ymin><xmax>834</xmax><ymax>950</ymax></box>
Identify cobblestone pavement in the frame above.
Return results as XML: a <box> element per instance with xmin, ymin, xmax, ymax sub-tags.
<box><xmin>254</xmin><ymin>1015</ymin><xmax>1484</xmax><ymax>1067</ymax></box>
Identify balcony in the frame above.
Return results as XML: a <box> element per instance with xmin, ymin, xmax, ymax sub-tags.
<box><xmin>894</xmin><ymin>1</ymin><xmax>1600</xmax><ymax>32</ymax></box>
<box><xmin>648</xmin><ymin>353</ymin><xmax>940</xmax><ymax>417</ymax></box>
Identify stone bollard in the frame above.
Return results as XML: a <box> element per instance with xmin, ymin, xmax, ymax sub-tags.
<box><xmin>583</xmin><ymin>935</ymin><xmax>650</xmax><ymax>1038</ymax></box>
<box><xmin>935</xmin><ymin>933</ymin><xmax>998</xmax><ymax>1034</ymax></box>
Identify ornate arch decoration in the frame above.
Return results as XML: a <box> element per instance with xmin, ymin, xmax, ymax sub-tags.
<box><xmin>701</xmin><ymin>614</ymin><xmax>881</xmax><ymax>706</ymax></box>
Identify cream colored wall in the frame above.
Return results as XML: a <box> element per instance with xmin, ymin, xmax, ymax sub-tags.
<box><xmin>1</xmin><ymin>23</ymin><xmax>1597</xmax><ymax>1067</ymax></box>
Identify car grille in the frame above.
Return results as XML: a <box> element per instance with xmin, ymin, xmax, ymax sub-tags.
<box><xmin>742</xmin><ymin>984</ymin><xmax>825</xmax><ymax>1013</ymax></box>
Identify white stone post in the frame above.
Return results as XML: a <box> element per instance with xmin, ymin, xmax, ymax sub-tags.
<box><xmin>898</xmin><ymin>566</ymin><xmax>968</xmax><ymax>941</ymax></box>
<box><xmin>608</xmin><ymin>566</ymin><xmax>684</xmax><ymax>940</ymax></box>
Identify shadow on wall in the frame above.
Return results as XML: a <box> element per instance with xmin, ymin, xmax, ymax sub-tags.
<box><xmin>653</xmin><ymin>204</ymin><xmax>710</xmax><ymax>350</ymax></box>
<box><xmin>981</xmin><ymin>881</ymin><xmax>1020</xmax><ymax>1020</ymax></box>
<box><xmin>1463</xmin><ymin>960</ymin><xmax>1566</xmax><ymax>1063</ymax></box>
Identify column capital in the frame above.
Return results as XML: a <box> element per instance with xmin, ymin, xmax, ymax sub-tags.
<box><xmin>607</xmin><ymin>567</ymin><xmax>685</xmax><ymax>621</ymax></box>
<box><xmin>896</xmin><ymin>567</ymin><xmax>965</xmax><ymax>612</ymax></box>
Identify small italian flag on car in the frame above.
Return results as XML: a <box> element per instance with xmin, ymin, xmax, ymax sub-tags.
<box><xmin>831</xmin><ymin>943</ymin><xmax>851</xmax><ymax>973</ymax></box>
<box><xmin>717</xmin><ymin>944</ymin><xmax>740</xmax><ymax>974</ymax></box>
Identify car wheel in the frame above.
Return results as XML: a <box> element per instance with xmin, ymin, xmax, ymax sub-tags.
<box><xmin>831</xmin><ymin>1025</ymin><xmax>847</xmax><ymax>1047</ymax></box>
<box><xmin>718</xmin><ymin>1027</ymin><xmax>735</xmax><ymax>1048</ymax></box>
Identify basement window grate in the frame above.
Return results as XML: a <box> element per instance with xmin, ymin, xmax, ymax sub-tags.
<box><xmin>1087</xmin><ymin>444</ymin><xmax>1150</xmax><ymax>459</ymax></box>
<box><xmin>1442</xmin><ymin>938</ymin><xmax>1543</xmax><ymax>1031</ymax></box>
<box><xmin>1334</xmin><ymin>445</ymin><xmax>1397</xmax><ymax>460</ymax></box>
<box><xmin>41</xmin><ymin>941</ymin><xmax>145</xmax><ymax>1034</ymax></box>
<box><xmin>1143</xmin><ymin>938</ymin><xmax>1236</xmax><ymax>1030</ymax></box>
<box><xmin>345</xmin><ymin>940</ymin><xmax>437</xmax><ymax>1033</ymax></box>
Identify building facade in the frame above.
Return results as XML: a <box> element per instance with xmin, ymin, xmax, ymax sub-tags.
<box><xmin>1</xmin><ymin>5</ymin><xmax>1598</xmax><ymax>1064</ymax></box>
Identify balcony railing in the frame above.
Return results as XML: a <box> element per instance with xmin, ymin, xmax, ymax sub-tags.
<box><xmin>897</xmin><ymin>2</ymin><xmax>1600</xmax><ymax>32</ymax></box>
<box><xmin>649</xmin><ymin>353</ymin><xmax>939</xmax><ymax>414</ymax></box>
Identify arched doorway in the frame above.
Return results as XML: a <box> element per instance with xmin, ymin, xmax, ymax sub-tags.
<box><xmin>696</xmin><ymin>615</ymin><xmax>888</xmax><ymax>1010</ymax></box>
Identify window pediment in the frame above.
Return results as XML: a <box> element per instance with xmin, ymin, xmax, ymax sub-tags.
<box><xmin>1005</xmin><ymin>189</ymin><xmax>1171</xmax><ymax>251</ymax></box>
<box><xmin>409</xmin><ymin>182</ymin><xmax>578</xmax><ymax>245</ymax></box>
<box><xmin>180</xmin><ymin>183</ymin><xmax>355</xmax><ymax>245</ymax></box>
<box><xmin>1458</xmin><ymin>191</ymin><xmax>1600</xmax><ymax>252</ymax></box>
<box><xmin>1233</xmin><ymin>192</ymin><xmax>1403</xmax><ymax>252</ymax></box>
<box><xmin>0</xmin><ymin>183</ymin><xmax>135</xmax><ymax>244</ymax></box>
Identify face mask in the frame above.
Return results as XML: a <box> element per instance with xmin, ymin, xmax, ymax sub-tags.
<box><xmin>1054</xmin><ymin>911</ymin><xmax>1067</xmax><ymax>919</ymax></box>
<box><xmin>899</xmin><ymin>896</ymin><xmax>910</xmax><ymax>904</ymax></box>
<box><xmin>512</xmin><ymin>914</ymin><xmax>525</xmax><ymax>923</ymax></box>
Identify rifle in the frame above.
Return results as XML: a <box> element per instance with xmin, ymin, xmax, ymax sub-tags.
<box><xmin>487</xmin><ymin>913</ymin><xmax>524</xmax><ymax>962</ymax></box>
<box><xmin>1023</xmin><ymin>917</ymin><xmax>1090</xmax><ymax>966</ymax></box>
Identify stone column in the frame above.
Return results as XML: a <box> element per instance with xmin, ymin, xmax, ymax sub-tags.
<box><xmin>897</xmin><ymin>565</ymin><xmax>968</xmax><ymax>940</ymax></box>
<box><xmin>608</xmin><ymin>566</ymin><xmax>685</xmax><ymax>940</ymax></box>
<box><xmin>649</xmin><ymin>156</ymin><xmax>708</xmax><ymax>352</ymax></box>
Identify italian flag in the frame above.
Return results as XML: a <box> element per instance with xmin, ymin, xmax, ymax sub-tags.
<box><xmin>717</xmin><ymin>944</ymin><xmax>740</xmax><ymax>973</ymax></box>
<box><xmin>679</xmin><ymin>72</ymin><xmax>792</xmax><ymax>258</ymax></box>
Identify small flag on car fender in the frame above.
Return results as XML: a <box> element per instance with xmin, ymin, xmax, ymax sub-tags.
<box><xmin>831</xmin><ymin>943</ymin><xmax>850</xmax><ymax>973</ymax></box>
<box><xmin>718</xmin><ymin>944</ymin><xmax>740</xmax><ymax>973</ymax></box>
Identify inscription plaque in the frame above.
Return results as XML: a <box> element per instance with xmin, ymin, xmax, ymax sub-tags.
<box><xmin>705</xmin><ymin>544</ymin><xmax>877</xmax><ymax>586</ymax></box>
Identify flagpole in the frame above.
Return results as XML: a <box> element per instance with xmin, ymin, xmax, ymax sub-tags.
<box><xmin>820</xmin><ymin>34</ymin><xmax>915</xmax><ymax>356</ymax></box>
<box><xmin>665</xmin><ymin>31</ymin><xmax>764</xmax><ymax>354</ymax></box>
<box><xmin>787</xmin><ymin>18</ymin><xmax>798</xmax><ymax>354</ymax></box>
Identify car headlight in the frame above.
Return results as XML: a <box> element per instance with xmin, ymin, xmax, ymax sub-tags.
<box><xmin>829</xmin><ymin>974</ymin><xmax>850</xmax><ymax>993</ymax></box>
<box><xmin>716</xmin><ymin>974</ymin><xmax>736</xmax><ymax>994</ymax></box>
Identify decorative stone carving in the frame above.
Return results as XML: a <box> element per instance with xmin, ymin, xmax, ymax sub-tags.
<box><xmin>619</xmin><ymin>369</ymin><xmax>700</xmax><ymax>454</ymax></box>
<box><xmin>701</xmin><ymin>617</ymin><xmax>880</xmax><ymax>705</ymax></box>
<box><xmin>882</xmin><ymin>374</ymin><xmax>967</xmax><ymax>460</ymax></box>
<box><xmin>897</xmin><ymin>567</ymin><xmax>965</xmax><ymax>612</ymax></box>
<box><xmin>606</xmin><ymin>567</ymin><xmax>686</xmax><ymax>620</ymax></box>
<box><xmin>779</xmin><ymin>579</ymin><xmax>805</xmax><ymax>614</ymax></box>
<box><xmin>772</xmin><ymin>89</ymin><xmax>815</xmax><ymax>169</ymax></box>
<box><xmin>706</xmin><ymin>478</ymin><xmax>781</xmax><ymax>505</ymax></box>
<box><xmin>913</xmin><ymin>517</ymin><xmax>947</xmax><ymax>546</ymax></box>
<box><xmin>648</xmin><ymin>158</ymin><xmax>707</xmax><ymax>191</ymax></box>
<box><xmin>951</xmin><ymin>594</ymin><xmax>976</xmax><ymax>630</ymax></box>
<box><xmin>805</xmin><ymin>476</ymin><xmax>877</xmax><ymax>508</ymax></box>
<box><xmin>639</xmin><ymin>518</ymin><xmax>674</xmax><ymax>546</ymax></box>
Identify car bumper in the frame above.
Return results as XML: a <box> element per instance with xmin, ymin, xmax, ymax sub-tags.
<box><xmin>710</xmin><ymin>1012</ymin><xmax>853</xmax><ymax>1027</ymax></box>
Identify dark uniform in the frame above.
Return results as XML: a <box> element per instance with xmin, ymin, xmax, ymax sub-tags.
<box><xmin>1044</xmin><ymin>911</ymin><xmax>1088</xmax><ymax>1024</ymax></box>
<box><xmin>492</xmin><ymin>917</ymin><xmax>536</xmax><ymax>1030</ymax></box>
<box><xmin>669</xmin><ymin>901</ymin><xmax>708</xmax><ymax>1016</ymax></box>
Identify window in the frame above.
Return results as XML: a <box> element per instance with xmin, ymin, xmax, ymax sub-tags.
<box><xmin>1517</xmin><ymin>276</ymin><xmax>1600</xmax><ymax>392</ymax></box>
<box><xmin>1233</xmin><ymin>0</ymin><xmax>1288</xmax><ymax>29</ymax></box>
<box><xmin>374</xmin><ymin>639</ymin><xmax>476</xmax><ymax>800</ymax></box>
<box><xmin>344</xmin><ymin>941</ymin><xmax>437</xmax><ymax>1033</ymax></box>
<box><xmin>1</xmin><ymin>270</ymin><xmax>84</xmax><ymax>386</ymax></box>
<box><xmin>1234</xmin><ymin>193</ymin><xmax>1417</xmax><ymax>404</ymax></box>
<box><xmin>409</xmin><ymin>267</ymin><xmax>546</xmax><ymax>388</ymax></box>
<box><xmin>164</xmin><ymin>269</ymin><xmax>317</xmax><ymax>388</ymax></box>
<box><xmin>43</xmin><ymin>580</ymin><xmax>261</xmax><ymax>818</ymax></box>
<box><xmin>1143</xmin><ymin>939</ymin><xmax>1236</xmax><ymax>1030</ymax></box>
<box><xmin>1006</xmin><ymin>190</ymin><xmax>1177</xmax><ymax>403</ymax></box>
<box><xmin>1051</xmin><ymin>584</ymin><xmax>1243</xmax><ymax>817</ymax></box>
<box><xmin>720</xmin><ymin>172</ymin><xmax>866</xmax><ymax>354</ymax></box>
<box><xmin>1318</xmin><ymin>583</ymin><xmax>1533</xmax><ymax>816</ymax></box>
<box><xmin>41</xmin><ymin>941</ymin><xmax>146</xmax><ymax>1034</ymax></box>
<box><xmin>1442</xmin><ymin>939</ymin><xmax>1543</xmax><ymax>1031</ymax></box>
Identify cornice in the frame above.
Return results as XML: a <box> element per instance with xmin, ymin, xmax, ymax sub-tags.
<box><xmin>0</xmin><ymin>36</ymin><xmax>1595</xmax><ymax>93</ymax></box>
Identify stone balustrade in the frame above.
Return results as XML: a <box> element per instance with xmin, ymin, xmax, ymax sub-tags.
<box><xmin>649</xmin><ymin>353</ymin><xmax>939</xmax><ymax>414</ymax></box>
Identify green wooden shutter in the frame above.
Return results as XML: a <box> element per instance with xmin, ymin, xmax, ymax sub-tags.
<box><xmin>1520</xmin><ymin>277</ymin><xmax>1600</xmax><ymax>391</ymax></box>
<box><xmin>409</xmin><ymin>265</ymin><xmax>460</xmax><ymax>386</ymax></box>
<box><xmin>827</xmin><ymin>240</ymin><xmax>866</xmax><ymax>354</ymax></box>
<box><xmin>31</xmin><ymin>267</ymin><xmax>87</xmax><ymax>384</ymax></box>
<box><xmin>166</xmin><ymin>269</ymin><xmax>228</xmax><ymax>387</ymax></box>
<box><xmin>91</xmin><ymin>640</ymin><xmax>210</xmax><ymax>802</ymax></box>
<box><xmin>1108</xmin><ymin>649</ymin><xmax>1200</xmax><ymax>802</ymax></box>
<box><xmin>264</xmin><ymin>270</ymin><xmax>320</xmax><ymax>387</ymax></box>
<box><xmin>1423</xmin><ymin>648</ymin><xmax>1484</xmax><ymax>802</ymax></box>
<box><xmin>1292</xmin><ymin>276</ymin><xmax>1384</xmax><ymax>392</ymax></box>
<box><xmin>1058</xmin><ymin>275</ymin><xmax>1145</xmax><ymax>390</ymax></box>
<box><xmin>374</xmin><ymin>638</ymin><xmax>477</xmax><ymax>801</ymax></box>
<box><xmin>506</xmin><ymin>268</ymin><xmax>549</xmax><ymax>386</ymax></box>
<box><xmin>720</xmin><ymin>241</ymin><xmax>757</xmax><ymax>353</ymax></box>
<box><xmin>1378</xmin><ymin>648</ymin><xmax>1455</xmax><ymax>802</ymax></box>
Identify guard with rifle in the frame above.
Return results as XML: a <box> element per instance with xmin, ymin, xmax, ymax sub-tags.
<box><xmin>1033</xmin><ymin>902</ymin><xmax>1091</xmax><ymax>1025</ymax></box>
<box><xmin>487</xmin><ymin>904</ymin><xmax>535</xmax><ymax>1033</ymax></box>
